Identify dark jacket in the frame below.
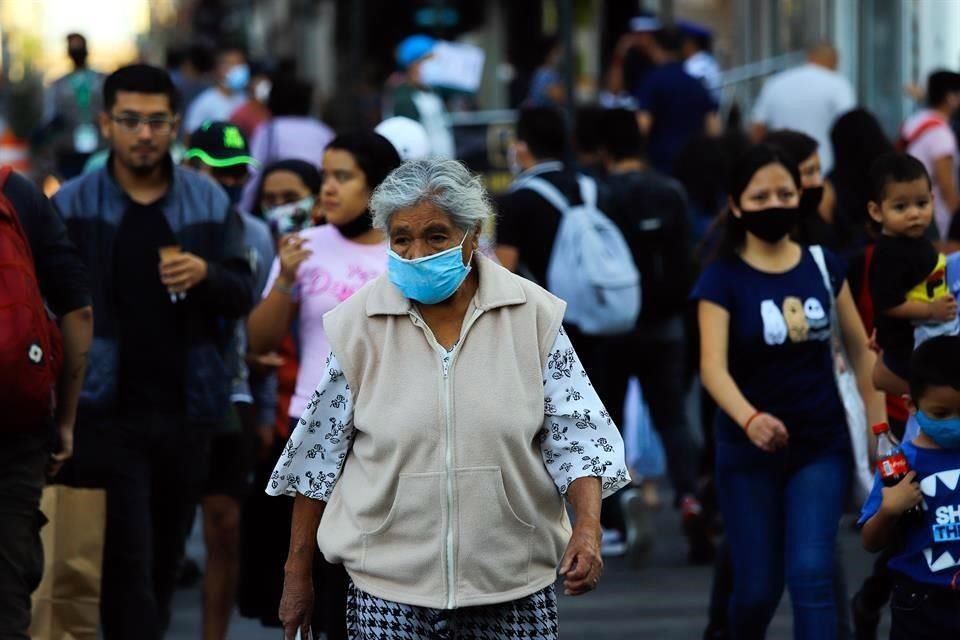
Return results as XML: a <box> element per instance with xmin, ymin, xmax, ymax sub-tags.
<box><xmin>52</xmin><ymin>156</ymin><xmax>254</xmax><ymax>422</ymax></box>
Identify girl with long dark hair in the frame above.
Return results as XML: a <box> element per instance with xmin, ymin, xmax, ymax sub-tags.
<box><xmin>692</xmin><ymin>145</ymin><xmax>883</xmax><ymax>639</ymax></box>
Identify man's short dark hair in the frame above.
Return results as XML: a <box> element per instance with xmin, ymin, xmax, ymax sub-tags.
<box><xmin>575</xmin><ymin>106</ymin><xmax>606</xmax><ymax>155</ymax></box>
<box><xmin>867</xmin><ymin>152</ymin><xmax>931</xmax><ymax>204</ymax></box>
<box><xmin>268</xmin><ymin>76</ymin><xmax>313</xmax><ymax>117</ymax></box>
<box><xmin>187</xmin><ymin>42</ymin><xmax>216</xmax><ymax>73</ymax></box>
<box><xmin>600</xmin><ymin>108</ymin><xmax>643</xmax><ymax>162</ymax></box>
<box><xmin>910</xmin><ymin>335</ymin><xmax>960</xmax><ymax>403</ymax></box>
<box><xmin>216</xmin><ymin>43</ymin><xmax>247</xmax><ymax>63</ymax></box>
<box><xmin>516</xmin><ymin>107</ymin><xmax>567</xmax><ymax>161</ymax></box>
<box><xmin>66</xmin><ymin>33</ymin><xmax>86</xmax><ymax>46</ymax></box>
<box><xmin>926</xmin><ymin>70</ymin><xmax>960</xmax><ymax>107</ymax></box>
<box><xmin>103</xmin><ymin>64</ymin><xmax>180</xmax><ymax>113</ymax></box>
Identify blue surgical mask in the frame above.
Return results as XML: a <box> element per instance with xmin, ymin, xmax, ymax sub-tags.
<box><xmin>225</xmin><ymin>64</ymin><xmax>250</xmax><ymax>93</ymax></box>
<box><xmin>916</xmin><ymin>411</ymin><xmax>960</xmax><ymax>449</ymax></box>
<box><xmin>388</xmin><ymin>234</ymin><xmax>473</xmax><ymax>305</ymax></box>
<box><xmin>266</xmin><ymin>196</ymin><xmax>314</xmax><ymax>235</ymax></box>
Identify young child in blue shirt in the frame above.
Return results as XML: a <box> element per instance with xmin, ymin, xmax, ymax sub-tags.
<box><xmin>860</xmin><ymin>334</ymin><xmax>960</xmax><ymax>638</ymax></box>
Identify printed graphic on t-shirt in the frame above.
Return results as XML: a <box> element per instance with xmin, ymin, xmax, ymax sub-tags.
<box><xmin>920</xmin><ymin>468</ymin><xmax>960</xmax><ymax>572</ymax></box>
<box><xmin>301</xmin><ymin>264</ymin><xmax>380</xmax><ymax>302</ymax></box>
<box><xmin>760</xmin><ymin>295</ymin><xmax>830</xmax><ymax>345</ymax></box>
<box><xmin>907</xmin><ymin>253</ymin><xmax>947</xmax><ymax>305</ymax></box>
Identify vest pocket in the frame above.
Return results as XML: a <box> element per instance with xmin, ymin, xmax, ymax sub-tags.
<box><xmin>360</xmin><ymin>472</ymin><xmax>445</xmax><ymax>593</ymax></box>
<box><xmin>456</xmin><ymin>467</ymin><xmax>535</xmax><ymax>595</ymax></box>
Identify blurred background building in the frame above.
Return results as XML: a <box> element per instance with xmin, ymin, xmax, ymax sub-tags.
<box><xmin>2</xmin><ymin>0</ymin><xmax>960</xmax><ymax>179</ymax></box>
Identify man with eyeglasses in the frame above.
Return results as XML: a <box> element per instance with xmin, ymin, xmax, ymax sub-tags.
<box><xmin>52</xmin><ymin>64</ymin><xmax>255</xmax><ymax>639</ymax></box>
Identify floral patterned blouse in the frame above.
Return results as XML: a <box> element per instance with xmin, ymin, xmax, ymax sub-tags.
<box><xmin>267</xmin><ymin>327</ymin><xmax>631</xmax><ymax>501</ymax></box>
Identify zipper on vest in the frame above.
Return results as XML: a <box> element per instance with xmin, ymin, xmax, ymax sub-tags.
<box><xmin>408</xmin><ymin>306</ymin><xmax>483</xmax><ymax>610</ymax></box>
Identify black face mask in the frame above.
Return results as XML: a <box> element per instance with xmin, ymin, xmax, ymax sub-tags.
<box><xmin>800</xmin><ymin>186</ymin><xmax>824</xmax><ymax>215</ymax></box>
<box><xmin>334</xmin><ymin>210</ymin><xmax>374</xmax><ymax>239</ymax></box>
<box><xmin>740</xmin><ymin>207</ymin><xmax>801</xmax><ymax>243</ymax></box>
<box><xmin>68</xmin><ymin>48</ymin><xmax>88</xmax><ymax>67</ymax></box>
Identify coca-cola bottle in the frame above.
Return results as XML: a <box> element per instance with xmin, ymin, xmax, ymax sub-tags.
<box><xmin>873</xmin><ymin>422</ymin><xmax>923</xmax><ymax>518</ymax></box>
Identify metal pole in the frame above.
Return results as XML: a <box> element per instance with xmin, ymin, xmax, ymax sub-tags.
<box><xmin>558</xmin><ymin>0</ymin><xmax>576</xmax><ymax>166</ymax></box>
<box><xmin>348</xmin><ymin>0</ymin><xmax>365</xmax><ymax>129</ymax></box>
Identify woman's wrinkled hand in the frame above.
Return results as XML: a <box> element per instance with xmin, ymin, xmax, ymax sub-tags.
<box><xmin>279</xmin><ymin>570</ymin><xmax>314</xmax><ymax>640</ymax></box>
<box><xmin>558</xmin><ymin>519</ymin><xmax>603</xmax><ymax>596</ymax></box>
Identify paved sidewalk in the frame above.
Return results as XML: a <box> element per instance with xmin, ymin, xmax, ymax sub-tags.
<box><xmin>168</xmin><ymin>505</ymin><xmax>891</xmax><ymax>639</ymax></box>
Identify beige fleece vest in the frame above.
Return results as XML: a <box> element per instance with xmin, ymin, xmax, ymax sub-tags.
<box><xmin>319</xmin><ymin>253</ymin><xmax>569</xmax><ymax>609</ymax></box>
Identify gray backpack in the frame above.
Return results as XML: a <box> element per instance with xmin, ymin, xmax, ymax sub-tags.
<box><xmin>512</xmin><ymin>175</ymin><xmax>641</xmax><ymax>335</ymax></box>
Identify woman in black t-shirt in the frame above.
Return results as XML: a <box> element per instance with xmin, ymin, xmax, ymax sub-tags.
<box><xmin>692</xmin><ymin>145</ymin><xmax>884</xmax><ymax>639</ymax></box>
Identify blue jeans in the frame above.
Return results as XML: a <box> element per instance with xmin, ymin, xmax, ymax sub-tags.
<box><xmin>716</xmin><ymin>444</ymin><xmax>850</xmax><ymax>640</ymax></box>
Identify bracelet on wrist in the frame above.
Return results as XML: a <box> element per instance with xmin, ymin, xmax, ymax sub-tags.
<box><xmin>743</xmin><ymin>411</ymin><xmax>763</xmax><ymax>433</ymax></box>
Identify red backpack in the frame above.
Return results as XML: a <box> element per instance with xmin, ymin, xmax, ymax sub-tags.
<box><xmin>0</xmin><ymin>166</ymin><xmax>63</xmax><ymax>431</ymax></box>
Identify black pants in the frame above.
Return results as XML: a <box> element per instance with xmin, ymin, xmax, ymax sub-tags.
<box><xmin>237</xmin><ymin>422</ymin><xmax>348</xmax><ymax>639</ymax></box>
<box><xmin>596</xmin><ymin>319</ymin><xmax>701</xmax><ymax>510</ymax></box>
<box><xmin>890</xmin><ymin>578</ymin><xmax>960</xmax><ymax>639</ymax></box>
<box><xmin>60</xmin><ymin>413</ymin><xmax>210</xmax><ymax>640</ymax></box>
<box><xmin>0</xmin><ymin>430</ymin><xmax>49</xmax><ymax>640</ymax></box>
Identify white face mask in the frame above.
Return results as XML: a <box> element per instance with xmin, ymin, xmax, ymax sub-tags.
<box><xmin>266</xmin><ymin>196</ymin><xmax>315</xmax><ymax>234</ymax></box>
<box><xmin>254</xmin><ymin>79</ymin><xmax>272</xmax><ymax>103</ymax></box>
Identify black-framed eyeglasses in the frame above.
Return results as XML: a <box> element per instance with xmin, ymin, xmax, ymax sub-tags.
<box><xmin>110</xmin><ymin>114</ymin><xmax>176</xmax><ymax>134</ymax></box>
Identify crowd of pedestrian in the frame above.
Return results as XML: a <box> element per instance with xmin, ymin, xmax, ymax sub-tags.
<box><xmin>6</xmin><ymin>12</ymin><xmax>960</xmax><ymax>640</ymax></box>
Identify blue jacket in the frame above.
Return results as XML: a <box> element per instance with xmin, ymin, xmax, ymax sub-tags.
<box><xmin>52</xmin><ymin>157</ymin><xmax>254</xmax><ymax>422</ymax></box>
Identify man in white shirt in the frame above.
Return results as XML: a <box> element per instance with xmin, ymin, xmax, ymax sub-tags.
<box><xmin>751</xmin><ymin>42</ymin><xmax>855</xmax><ymax>173</ymax></box>
<box><xmin>679</xmin><ymin>20</ymin><xmax>722</xmax><ymax>104</ymax></box>
<box><xmin>183</xmin><ymin>46</ymin><xmax>249</xmax><ymax>135</ymax></box>
<box><xmin>900</xmin><ymin>70</ymin><xmax>960</xmax><ymax>239</ymax></box>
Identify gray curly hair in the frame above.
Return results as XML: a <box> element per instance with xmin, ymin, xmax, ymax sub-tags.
<box><xmin>370</xmin><ymin>159</ymin><xmax>493</xmax><ymax>233</ymax></box>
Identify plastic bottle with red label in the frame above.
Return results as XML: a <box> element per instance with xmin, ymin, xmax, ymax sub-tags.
<box><xmin>873</xmin><ymin>422</ymin><xmax>923</xmax><ymax>518</ymax></box>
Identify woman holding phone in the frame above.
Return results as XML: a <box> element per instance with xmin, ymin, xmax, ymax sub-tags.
<box><xmin>245</xmin><ymin>132</ymin><xmax>402</xmax><ymax>637</ymax></box>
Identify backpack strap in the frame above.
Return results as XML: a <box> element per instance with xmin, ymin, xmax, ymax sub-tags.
<box><xmin>898</xmin><ymin>115</ymin><xmax>947</xmax><ymax>149</ymax></box>
<box><xmin>577</xmin><ymin>175</ymin><xmax>597</xmax><ymax>209</ymax></box>
<box><xmin>514</xmin><ymin>176</ymin><xmax>571</xmax><ymax>215</ymax></box>
<box><xmin>810</xmin><ymin>245</ymin><xmax>833</xmax><ymax>299</ymax></box>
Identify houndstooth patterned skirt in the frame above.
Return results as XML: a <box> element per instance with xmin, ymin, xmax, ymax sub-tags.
<box><xmin>345</xmin><ymin>582</ymin><xmax>559</xmax><ymax>640</ymax></box>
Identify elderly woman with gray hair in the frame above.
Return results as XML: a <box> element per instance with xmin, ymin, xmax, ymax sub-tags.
<box><xmin>269</xmin><ymin>159</ymin><xmax>629</xmax><ymax>640</ymax></box>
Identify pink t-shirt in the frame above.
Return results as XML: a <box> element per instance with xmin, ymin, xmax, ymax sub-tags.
<box><xmin>904</xmin><ymin>109</ymin><xmax>958</xmax><ymax>239</ymax></box>
<box><xmin>264</xmin><ymin>224</ymin><xmax>387</xmax><ymax>418</ymax></box>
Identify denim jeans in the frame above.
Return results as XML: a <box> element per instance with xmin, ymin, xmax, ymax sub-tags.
<box><xmin>715</xmin><ymin>443</ymin><xmax>850</xmax><ymax>640</ymax></box>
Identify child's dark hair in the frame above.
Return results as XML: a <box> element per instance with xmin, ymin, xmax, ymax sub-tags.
<box><xmin>867</xmin><ymin>152</ymin><xmax>931</xmax><ymax>205</ymax></box>
<box><xmin>103</xmin><ymin>64</ymin><xmax>180</xmax><ymax>113</ymax></box>
<box><xmin>707</xmin><ymin>143</ymin><xmax>800</xmax><ymax>261</ymax></box>
<box><xmin>909</xmin><ymin>336</ymin><xmax>960</xmax><ymax>403</ymax></box>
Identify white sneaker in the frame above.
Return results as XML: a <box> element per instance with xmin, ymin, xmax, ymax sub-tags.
<box><xmin>600</xmin><ymin>527</ymin><xmax>626</xmax><ymax>557</ymax></box>
<box><xmin>621</xmin><ymin>488</ymin><xmax>654</xmax><ymax>568</ymax></box>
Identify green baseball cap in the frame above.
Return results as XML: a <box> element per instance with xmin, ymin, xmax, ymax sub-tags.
<box><xmin>184</xmin><ymin>121</ymin><xmax>256</xmax><ymax>168</ymax></box>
